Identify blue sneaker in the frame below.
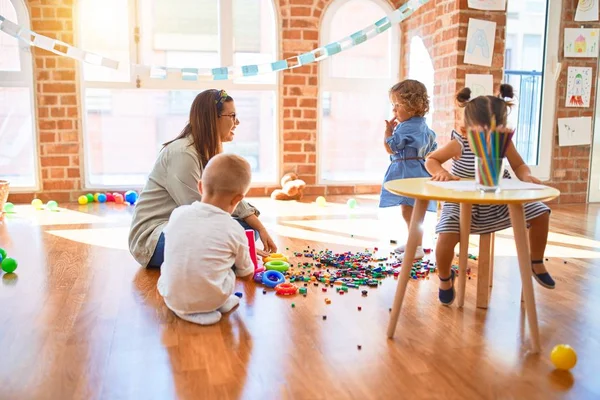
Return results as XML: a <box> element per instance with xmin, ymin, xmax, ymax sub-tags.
<box><xmin>532</xmin><ymin>260</ymin><xmax>555</xmax><ymax>289</ymax></box>
<box><xmin>439</xmin><ymin>269</ymin><xmax>456</xmax><ymax>306</ymax></box>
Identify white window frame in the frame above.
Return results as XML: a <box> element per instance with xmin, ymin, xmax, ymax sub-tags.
<box><xmin>0</xmin><ymin>0</ymin><xmax>40</xmax><ymax>192</ymax></box>
<box><xmin>588</xmin><ymin>62</ymin><xmax>600</xmax><ymax>202</ymax></box>
<box><xmin>530</xmin><ymin>0</ymin><xmax>561</xmax><ymax>181</ymax></box>
<box><xmin>76</xmin><ymin>0</ymin><xmax>280</xmax><ymax>190</ymax></box>
<box><xmin>317</xmin><ymin>0</ymin><xmax>400</xmax><ymax>185</ymax></box>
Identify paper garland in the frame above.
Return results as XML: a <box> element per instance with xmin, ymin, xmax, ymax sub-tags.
<box><xmin>0</xmin><ymin>0</ymin><xmax>430</xmax><ymax>82</ymax></box>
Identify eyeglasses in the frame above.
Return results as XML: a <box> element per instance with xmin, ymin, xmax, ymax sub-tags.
<box><xmin>219</xmin><ymin>113</ymin><xmax>237</xmax><ymax>120</ymax></box>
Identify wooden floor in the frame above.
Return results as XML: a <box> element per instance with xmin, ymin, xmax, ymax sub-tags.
<box><xmin>0</xmin><ymin>196</ymin><xmax>599</xmax><ymax>400</ymax></box>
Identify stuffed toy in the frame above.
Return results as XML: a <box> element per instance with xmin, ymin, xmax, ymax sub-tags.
<box><xmin>270</xmin><ymin>172</ymin><xmax>306</xmax><ymax>201</ymax></box>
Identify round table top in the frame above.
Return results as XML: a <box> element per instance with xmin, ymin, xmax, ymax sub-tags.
<box><xmin>384</xmin><ymin>178</ymin><xmax>560</xmax><ymax>205</ymax></box>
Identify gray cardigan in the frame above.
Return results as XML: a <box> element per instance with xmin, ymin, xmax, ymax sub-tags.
<box><xmin>128</xmin><ymin>136</ymin><xmax>258</xmax><ymax>266</ymax></box>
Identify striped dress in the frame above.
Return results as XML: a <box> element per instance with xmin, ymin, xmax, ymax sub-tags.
<box><xmin>436</xmin><ymin>131</ymin><xmax>550</xmax><ymax>235</ymax></box>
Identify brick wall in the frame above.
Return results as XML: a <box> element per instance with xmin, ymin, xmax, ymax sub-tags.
<box><xmin>5</xmin><ymin>0</ymin><xmax>594</xmax><ymax>204</ymax></box>
<box><xmin>546</xmin><ymin>0</ymin><xmax>598</xmax><ymax>204</ymax></box>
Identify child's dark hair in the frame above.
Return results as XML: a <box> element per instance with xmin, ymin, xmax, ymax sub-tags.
<box><xmin>389</xmin><ymin>79</ymin><xmax>430</xmax><ymax>117</ymax></box>
<box><xmin>456</xmin><ymin>84</ymin><xmax>514</xmax><ymax>128</ymax></box>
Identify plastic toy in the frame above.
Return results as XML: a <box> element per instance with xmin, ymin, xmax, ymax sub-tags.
<box><xmin>551</xmin><ymin>344</ymin><xmax>577</xmax><ymax>370</ymax></box>
<box><xmin>31</xmin><ymin>199</ymin><xmax>43</xmax><ymax>209</ymax></box>
<box><xmin>124</xmin><ymin>190</ymin><xmax>138</xmax><ymax>204</ymax></box>
<box><xmin>86</xmin><ymin>193</ymin><xmax>94</xmax><ymax>203</ymax></box>
<box><xmin>46</xmin><ymin>200</ymin><xmax>58</xmax><ymax>211</ymax></box>
<box><xmin>347</xmin><ymin>198</ymin><xmax>357</xmax><ymax>209</ymax></box>
<box><xmin>114</xmin><ymin>193</ymin><xmax>124</xmax><ymax>204</ymax></box>
<box><xmin>0</xmin><ymin>248</ymin><xmax>6</xmax><ymax>259</ymax></box>
<box><xmin>78</xmin><ymin>195</ymin><xmax>88</xmax><ymax>205</ymax></box>
<box><xmin>275</xmin><ymin>283</ymin><xmax>298</xmax><ymax>296</ymax></box>
<box><xmin>261</xmin><ymin>270</ymin><xmax>285</xmax><ymax>288</ymax></box>
<box><xmin>263</xmin><ymin>253</ymin><xmax>288</xmax><ymax>263</ymax></box>
<box><xmin>316</xmin><ymin>196</ymin><xmax>326</xmax><ymax>207</ymax></box>
<box><xmin>246</xmin><ymin>230</ymin><xmax>264</xmax><ymax>274</ymax></box>
<box><xmin>3</xmin><ymin>202</ymin><xmax>15</xmax><ymax>213</ymax></box>
<box><xmin>264</xmin><ymin>261</ymin><xmax>290</xmax><ymax>273</ymax></box>
<box><xmin>106</xmin><ymin>193</ymin><xmax>115</xmax><ymax>202</ymax></box>
<box><xmin>97</xmin><ymin>194</ymin><xmax>107</xmax><ymax>203</ymax></box>
<box><xmin>1</xmin><ymin>257</ymin><xmax>17</xmax><ymax>273</ymax></box>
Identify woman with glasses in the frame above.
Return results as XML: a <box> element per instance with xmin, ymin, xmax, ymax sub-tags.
<box><xmin>128</xmin><ymin>89</ymin><xmax>277</xmax><ymax>268</ymax></box>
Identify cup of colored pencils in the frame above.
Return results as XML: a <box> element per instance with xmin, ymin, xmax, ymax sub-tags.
<box><xmin>467</xmin><ymin>124</ymin><xmax>515</xmax><ymax>193</ymax></box>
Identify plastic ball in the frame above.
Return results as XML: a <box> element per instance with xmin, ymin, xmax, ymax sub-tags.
<box><xmin>93</xmin><ymin>193</ymin><xmax>101</xmax><ymax>202</ymax></box>
<box><xmin>347</xmin><ymin>198</ymin><xmax>357</xmax><ymax>209</ymax></box>
<box><xmin>316</xmin><ymin>196</ymin><xmax>326</xmax><ymax>207</ymax></box>
<box><xmin>0</xmin><ymin>248</ymin><xmax>6</xmax><ymax>259</ymax></box>
<box><xmin>124</xmin><ymin>190</ymin><xmax>138</xmax><ymax>205</ymax></box>
<box><xmin>114</xmin><ymin>194</ymin><xmax>124</xmax><ymax>204</ymax></box>
<box><xmin>86</xmin><ymin>193</ymin><xmax>94</xmax><ymax>203</ymax></box>
<box><xmin>551</xmin><ymin>344</ymin><xmax>577</xmax><ymax>370</ymax></box>
<box><xmin>46</xmin><ymin>200</ymin><xmax>58</xmax><ymax>211</ymax></box>
<box><xmin>106</xmin><ymin>193</ymin><xmax>115</xmax><ymax>202</ymax></box>
<box><xmin>1</xmin><ymin>257</ymin><xmax>18</xmax><ymax>274</ymax></box>
<box><xmin>31</xmin><ymin>199</ymin><xmax>43</xmax><ymax>209</ymax></box>
<box><xmin>78</xmin><ymin>195</ymin><xmax>89</xmax><ymax>205</ymax></box>
<box><xmin>97</xmin><ymin>194</ymin><xmax>107</xmax><ymax>203</ymax></box>
<box><xmin>3</xmin><ymin>202</ymin><xmax>15</xmax><ymax>213</ymax></box>
<box><xmin>0</xmin><ymin>254</ymin><xmax>2</xmax><ymax>263</ymax></box>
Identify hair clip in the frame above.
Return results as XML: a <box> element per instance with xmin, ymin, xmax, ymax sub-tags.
<box><xmin>214</xmin><ymin>89</ymin><xmax>228</xmax><ymax>112</ymax></box>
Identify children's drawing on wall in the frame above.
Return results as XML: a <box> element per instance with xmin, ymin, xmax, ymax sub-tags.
<box><xmin>557</xmin><ymin>116</ymin><xmax>592</xmax><ymax>146</ymax></box>
<box><xmin>565</xmin><ymin>67</ymin><xmax>592</xmax><ymax>108</ymax></box>
<box><xmin>465</xmin><ymin>74</ymin><xmax>494</xmax><ymax>97</ymax></box>
<box><xmin>464</xmin><ymin>19</ymin><xmax>496</xmax><ymax>67</ymax></box>
<box><xmin>575</xmin><ymin>0</ymin><xmax>599</xmax><ymax>22</ymax></box>
<box><xmin>564</xmin><ymin>28</ymin><xmax>599</xmax><ymax>58</ymax></box>
<box><xmin>467</xmin><ymin>0</ymin><xmax>506</xmax><ymax>11</ymax></box>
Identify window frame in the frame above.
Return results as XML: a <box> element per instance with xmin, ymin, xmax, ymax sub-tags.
<box><xmin>0</xmin><ymin>0</ymin><xmax>40</xmax><ymax>192</ymax></box>
<box><xmin>76</xmin><ymin>0</ymin><xmax>280</xmax><ymax>190</ymax></box>
<box><xmin>529</xmin><ymin>0</ymin><xmax>561</xmax><ymax>181</ymax></box>
<box><xmin>317</xmin><ymin>0</ymin><xmax>400</xmax><ymax>185</ymax></box>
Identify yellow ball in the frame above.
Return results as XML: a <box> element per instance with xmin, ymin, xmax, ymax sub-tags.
<box><xmin>316</xmin><ymin>196</ymin><xmax>326</xmax><ymax>207</ymax></box>
<box><xmin>551</xmin><ymin>344</ymin><xmax>577</xmax><ymax>370</ymax></box>
<box><xmin>31</xmin><ymin>198</ymin><xmax>43</xmax><ymax>209</ymax></box>
<box><xmin>78</xmin><ymin>195</ymin><xmax>89</xmax><ymax>205</ymax></box>
<box><xmin>93</xmin><ymin>193</ymin><xmax>101</xmax><ymax>202</ymax></box>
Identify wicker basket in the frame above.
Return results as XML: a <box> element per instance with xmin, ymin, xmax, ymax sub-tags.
<box><xmin>0</xmin><ymin>180</ymin><xmax>9</xmax><ymax>212</ymax></box>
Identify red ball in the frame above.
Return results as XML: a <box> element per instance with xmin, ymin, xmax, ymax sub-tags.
<box><xmin>114</xmin><ymin>194</ymin><xmax>124</xmax><ymax>204</ymax></box>
<box><xmin>106</xmin><ymin>193</ymin><xmax>115</xmax><ymax>202</ymax></box>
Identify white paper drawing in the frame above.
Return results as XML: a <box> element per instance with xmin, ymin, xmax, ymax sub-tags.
<box><xmin>464</xmin><ymin>19</ymin><xmax>496</xmax><ymax>67</ymax></box>
<box><xmin>575</xmin><ymin>0</ymin><xmax>599</xmax><ymax>22</ymax></box>
<box><xmin>465</xmin><ymin>74</ymin><xmax>494</xmax><ymax>97</ymax></box>
<box><xmin>564</xmin><ymin>28</ymin><xmax>599</xmax><ymax>58</ymax></box>
<box><xmin>558</xmin><ymin>116</ymin><xmax>592</xmax><ymax>146</ymax></box>
<box><xmin>467</xmin><ymin>0</ymin><xmax>506</xmax><ymax>11</ymax></box>
<box><xmin>565</xmin><ymin>67</ymin><xmax>593</xmax><ymax>108</ymax></box>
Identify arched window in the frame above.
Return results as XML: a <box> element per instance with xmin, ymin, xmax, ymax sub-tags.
<box><xmin>408</xmin><ymin>36</ymin><xmax>434</xmax><ymax>128</ymax></box>
<box><xmin>0</xmin><ymin>0</ymin><xmax>39</xmax><ymax>190</ymax></box>
<box><xmin>318</xmin><ymin>0</ymin><xmax>400</xmax><ymax>183</ymax></box>
<box><xmin>79</xmin><ymin>0</ymin><xmax>278</xmax><ymax>187</ymax></box>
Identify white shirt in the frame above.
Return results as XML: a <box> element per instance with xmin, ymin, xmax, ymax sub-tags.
<box><xmin>157</xmin><ymin>201</ymin><xmax>254</xmax><ymax>314</ymax></box>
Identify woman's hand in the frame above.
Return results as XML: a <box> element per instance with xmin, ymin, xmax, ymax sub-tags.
<box><xmin>431</xmin><ymin>170</ymin><xmax>460</xmax><ymax>182</ymax></box>
<box><xmin>258</xmin><ymin>228</ymin><xmax>278</xmax><ymax>254</ymax></box>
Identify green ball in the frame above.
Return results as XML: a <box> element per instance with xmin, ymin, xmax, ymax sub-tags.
<box><xmin>47</xmin><ymin>200</ymin><xmax>58</xmax><ymax>211</ymax></box>
<box><xmin>1</xmin><ymin>257</ymin><xmax>17</xmax><ymax>273</ymax></box>
<box><xmin>0</xmin><ymin>248</ymin><xmax>6</xmax><ymax>259</ymax></box>
<box><xmin>347</xmin><ymin>198</ymin><xmax>357</xmax><ymax>209</ymax></box>
<box><xmin>3</xmin><ymin>202</ymin><xmax>15</xmax><ymax>213</ymax></box>
<box><xmin>86</xmin><ymin>193</ymin><xmax>94</xmax><ymax>202</ymax></box>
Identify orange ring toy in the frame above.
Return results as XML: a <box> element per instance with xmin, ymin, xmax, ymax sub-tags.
<box><xmin>263</xmin><ymin>253</ymin><xmax>288</xmax><ymax>263</ymax></box>
<box><xmin>275</xmin><ymin>282</ymin><xmax>298</xmax><ymax>296</ymax></box>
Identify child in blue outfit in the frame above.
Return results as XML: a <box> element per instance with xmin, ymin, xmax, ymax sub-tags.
<box><xmin>379</xmin><ymin>79</ymin><xmax>438</xmax><ymax>260</ymax></box>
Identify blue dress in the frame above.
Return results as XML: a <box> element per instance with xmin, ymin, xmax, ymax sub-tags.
<box><xmin>379</xmin><ymin>116</ymin><xmax>437</xmax><ymax>212</ymax></box>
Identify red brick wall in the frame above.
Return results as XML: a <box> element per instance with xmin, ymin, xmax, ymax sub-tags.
<box><xmin>547</xmin><ymin>0</ymin><xmax>597</xmax><ymax>204</ymax></box>
<box><xmin>5</xmin><ymin>0</ymin><xmax>593</xmax><ymax>204</ymax></box>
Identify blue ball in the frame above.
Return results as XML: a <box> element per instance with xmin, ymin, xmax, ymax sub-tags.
<box><xmin>0</xmin><ymin>254</ymin><xmax>2</xmax><ymax>263</ymax></box>
<box><xmin>124</xmin><ymin>190</ymin><xmax>138</xmax><ymax>204</ymax></box>
<box><xmin>97</xmin><ymin>193</ymin><xmax>107</xmax><ymax>203</ymax></box>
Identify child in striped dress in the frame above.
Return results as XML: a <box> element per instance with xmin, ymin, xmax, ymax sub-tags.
<box><xmin>379</xmin><ymin>80</ymin><xmax>438</xmax><ymax>260</ymax></box>
<box><xmin>425</xmin><ymin>84</ymin><xmax>554</xmax><ymax>306</ymax></box>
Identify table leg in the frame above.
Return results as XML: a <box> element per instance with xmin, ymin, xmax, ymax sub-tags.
<box><xmin>508</xmin><ymin>203</ymin><xmax>541</xmax><ymax>354</ymax></box>
<box><xmin>457</xmin><ymin>203</ymin><xmax>472</xmax><ymax>308</ymax></box>
<box><xmin>387</xmin><ymin>199</ymin><xmax>429</xmax><ymax>339</ymax></box>
<box><xmin>476</xmin><ymin>234</ymin><xmax>491</xmax><ymax>309</ymax></box>
<box><xmin>489</xmin><ymin>232</ymin><xmax>495</xmax><ymax>288</ymax></box>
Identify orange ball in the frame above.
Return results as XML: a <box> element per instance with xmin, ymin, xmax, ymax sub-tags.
<box><xmin>114</xmin><ymin>194</ymin><xmax>124</xmax><ymax>204</ymax></box>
